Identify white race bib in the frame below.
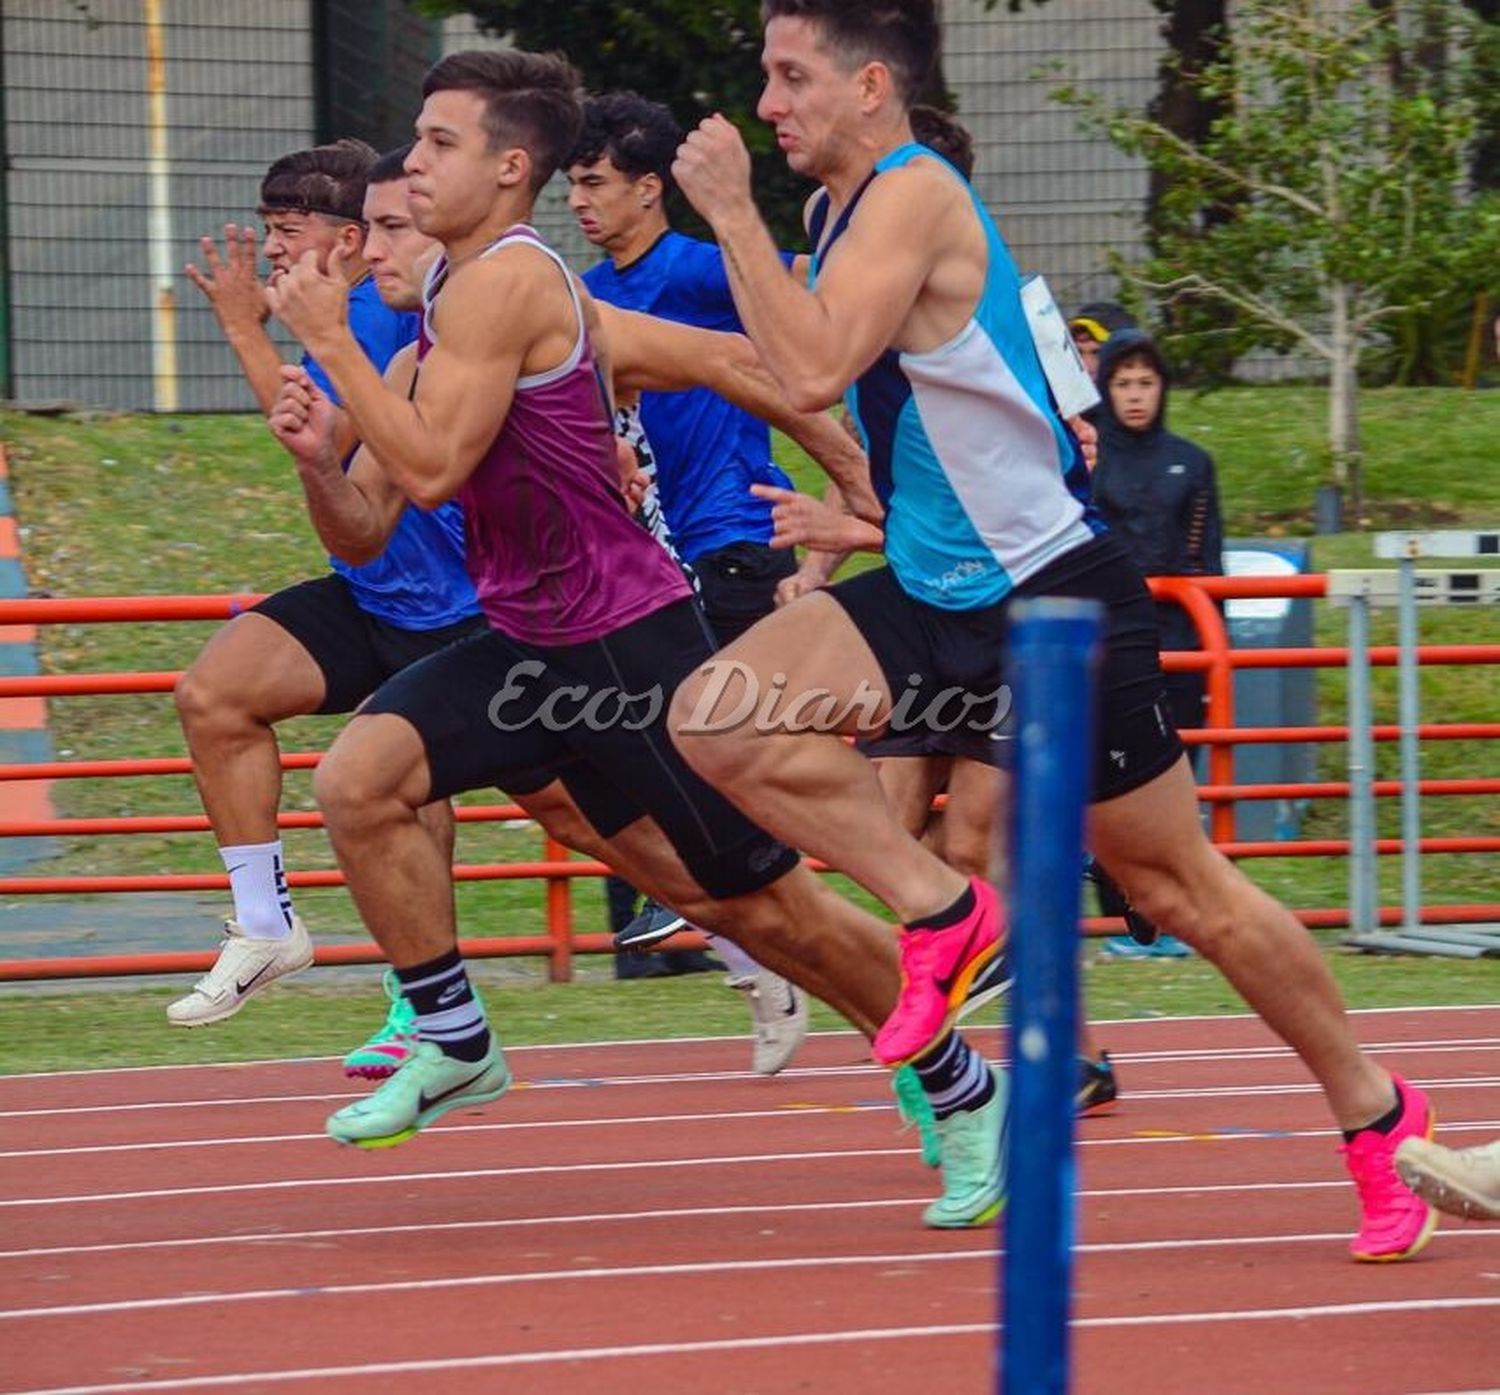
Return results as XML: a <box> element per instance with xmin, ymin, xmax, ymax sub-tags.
<box><xmin>1019</xmin><ymin>274</ymin><xmax>1101</xmax><ymax>419</ymax></box>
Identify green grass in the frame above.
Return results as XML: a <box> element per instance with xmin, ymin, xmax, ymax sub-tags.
<box><xmin>1</xmin><ymin>388</ymin><xmax>1497</xmax><ymax>1071</ymax></box>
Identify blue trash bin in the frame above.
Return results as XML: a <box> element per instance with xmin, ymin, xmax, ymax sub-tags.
<box><xmin>1222</xmin><ymin>540</ymin><xmax>1317</xmax><ymax>841</ymax></box>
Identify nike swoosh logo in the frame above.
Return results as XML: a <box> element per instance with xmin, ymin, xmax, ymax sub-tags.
<box><xmin>418</xmin><ymin>1067</ymin><xmax>490</xmax><ymax>1113</ymax></box>
<box><xmin>234</xmin><ymin>962</ymin><xmax>274</xmax><ymax>996</ymax></box>
<box><xmin>436</xmin><ymin>983</ymin><xmax>465</xmax><ymax>1006</ymax></box>
<box><xmin>782</xmin><ymin>989</ymin><xmax>800</xmax><ymax>1018</ymax></box>
<box><xmin>225</xmin><ymin>863</ymin><xmax>247</xmax><ymax>875</ymax></box>
<box><xmin>932</xmin><ymin>927</ymin><xmax>986</xmax><ymax>997</ymax></box>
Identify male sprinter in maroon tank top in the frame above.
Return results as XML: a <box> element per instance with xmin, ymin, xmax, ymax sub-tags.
<box><xmin>265</xmin><ymin>49</ymin><xmax>1003</xmax><ymax>1229</ymax></box>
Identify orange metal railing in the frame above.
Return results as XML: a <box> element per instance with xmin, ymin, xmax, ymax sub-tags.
<box><xmin>0</xmin><ymin>579</ymin><xmax>1496</xmax><ymax>981</ymax></box>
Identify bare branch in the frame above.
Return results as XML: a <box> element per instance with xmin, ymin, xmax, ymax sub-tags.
<box><xmin>1129</xmin><ymin>271</ymin><xmax>1333</xmax><ymax>359</ymax></box>
<box><xmin>1126</xmin><ymin>120</ymin><xmax>1329</xmax><ymax>220</ymax></box>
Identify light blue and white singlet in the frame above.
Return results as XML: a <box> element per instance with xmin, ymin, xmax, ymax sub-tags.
<box><xmin>810</xmin><ymin>143</ymin><xmax>1101</xmax><ymax>612</ymax></box>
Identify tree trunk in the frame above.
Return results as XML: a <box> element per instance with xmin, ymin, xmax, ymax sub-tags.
<box><xmin>1146</xmin><ymin>0</ymin><xmax>1232</xmax><ymax>248</ymax></box>
<box><xmin>1463</xmin><ymin>0</ymin><xmax>1500</xmax><ymax>189</ymax></box>
<box><xmin>1147</xmin><ymin>0</ymin><xmax>1235</xmax><ymax>362</ymax></box>
<box><xmin>1327</xmin><ymin>282</ymin><xmax>1364</xmax><ymax>523</ymax></box>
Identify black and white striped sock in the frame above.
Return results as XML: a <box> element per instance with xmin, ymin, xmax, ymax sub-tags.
<box><xmin>395</xmin><ymin>950</ymin><xmax>491</xmax><ymax>1063</ymax></box>
<box><xmin>912</xmin><ymin>1032</ymin><xmax>995</xmax><ymax>1120</ymax></box>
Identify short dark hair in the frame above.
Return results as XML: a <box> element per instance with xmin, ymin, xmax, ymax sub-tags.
<box><xmin>258</xmin><ymin>139</ymin><xmax>376</xmax><ymax>222</ymax></box>
<box><xmin>369</xmin><ymin>143</ymin><xmax>413</xmax><ymax>186</ymax></box>
<box><xmin>761</xmin><ymin>0</ymin><xmax>939</xmax><ymax>105</ymax></box>
<box><xmin>1099</xmin><ymin>330</ymin><xmax>1169</xmax><ymax>387</ymax></box>
<box><xmin>421</xmin><ymin>49</ymin><xmax>583</xmax><ymax>192</ymax></box>
<box><xmin>569</xmin><ymin>92</ymin><xmax>682</xmax><ymax>189</ymax></box>
<box><xmin>909</xmin><ymin>104</ymin><xmax>974</xmax><ymax>180</ymax></box>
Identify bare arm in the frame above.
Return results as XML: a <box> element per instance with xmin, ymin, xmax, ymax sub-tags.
<box><xmin>598</xmin><ymin>303</ymin><xmax>881</xmax><ymax>522</ymax></box>
<box><xmin>269</xmin><ymin>351</ymin><xmax>419</xmax><ymax>566</ymax></box>
<box><xmin>266</xmin><ymin>245</ymin><xmax>554</xmax><ymax>509</ymax></box>
<box><xmin>674</xmin><ymin>116</ymin><xmax>958</xmax><ymax>411</ymax></box>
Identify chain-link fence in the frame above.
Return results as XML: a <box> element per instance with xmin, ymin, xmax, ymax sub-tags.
<box><xmin>0</xmin><ymin>0</ymin><xmax>1164</xmax><ymax>412</ymax></box>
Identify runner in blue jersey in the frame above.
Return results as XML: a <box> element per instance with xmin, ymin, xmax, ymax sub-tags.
<box><xmin>567</xmin><ymin>92</ymin><xmax>801</xmax><ymax>641</ymax></box>
<box><xmin>669</xmin><ymin>0</ymin><xmax>1438</xmax><ymax>1258</ymax></box>
<box><xmin>172</xmin><ymin>143</ymin><xmax>483</xmax><ymax>1070</ymax></box>
<box><xmin>568</xmin><ymin>92</ymin><xmax>826</xmax><ymax>1033</ymax></box>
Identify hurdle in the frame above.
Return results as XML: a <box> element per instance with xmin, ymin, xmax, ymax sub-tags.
<box><xmin>1332</xmin><ymin>528</ymin><xmax>1500</xmax><ymax>956</ymax></box>
<box><xmin>1000</xmin><ymin>597</ymin><xmax>1103</xmax><ymax>1395</ymax></box>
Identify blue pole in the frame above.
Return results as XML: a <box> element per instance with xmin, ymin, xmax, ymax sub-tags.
<box><xmin>1000</xmin><ymin>597</ymin><xmax>1103</xmax><ymax>1395</ymax></box>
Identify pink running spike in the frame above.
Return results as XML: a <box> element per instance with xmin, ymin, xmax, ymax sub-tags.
<box><xmin>1341</xmin><ymin>1073</ymin><xmax>1438</xmax><ymax>1262</ymax></box>
<box><xmin>873</xmin><ymin>877</ymin><xmax>1004</xmax><ymax>1067</ymax></box>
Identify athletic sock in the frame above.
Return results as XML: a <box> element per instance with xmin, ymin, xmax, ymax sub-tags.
<box><xmin>219</xmin><ymin>840</ymin><xmax>294</xmax><ymax>940</ymax></box>
<box><xmin>708</xmin><ymin>933</ymin><xmax>761</xmax><ymax>979</ymax></box>
<box><xmin>396</xmin><ymin>949</ymin><xmax>491</xmax><ymax>1063</ymax></box>
<box><xmin>911</xmin><ymin>1032</ymin><xmax>996</xmax><ymax>1120</ymax></box>
<box><xmin>908</xmin><ymin>881</ymin><xmax>977</xmax><ymax>933</ymax></box>
<box><xmin>1342</xmin><ymin>1081</ymin><xmax>1405</xmax><ymax>1143</ymax></box>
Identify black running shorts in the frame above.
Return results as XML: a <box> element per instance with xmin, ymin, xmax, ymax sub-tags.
<box><xmin>252</xmin><ymin>574</ymin><xmax>485</xmax><ymax>715</ymax></box>
<box><xmin>361</xmin><ymin>598</ymin><xmax>799</xmax><ymax>900</ymax></box>
<box><xmin>829</xmin><ymin>534</ymin><xmax>1184</xmax><ymax>802</ymax></box>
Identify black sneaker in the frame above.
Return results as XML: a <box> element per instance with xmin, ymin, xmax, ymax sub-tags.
<box><xmin>1076</xmin><ymin>1051</ymin><xmax>1119</xmax><ymax>1116</ymax></box>
<box><xmin>613</xmin><ymin>899</ymin><xmax>688</xmax><ymax>951</ymax></box>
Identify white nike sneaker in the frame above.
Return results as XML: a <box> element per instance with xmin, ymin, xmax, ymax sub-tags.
<box><xmin>729</xmin><ymin>969</ymin><xmax>809</xmax><ymax>1076</ymax></box>
<box><xmin>166</xmin><ymin>916</ymin><xmax>314</xmax><ymax>1027</ymax></box>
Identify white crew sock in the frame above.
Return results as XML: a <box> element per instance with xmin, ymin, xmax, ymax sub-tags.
<box><xmin>706</xmin><ymin>932</ymin><xmax>761</xmax><ymax>979</ymax></box>
<box><xmin>219</xmin><ymin>840</ymin><xmax>295</xmax><ymax>940</ymax></box>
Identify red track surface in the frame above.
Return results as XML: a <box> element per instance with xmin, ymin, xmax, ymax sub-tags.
<box><xmin>1</xmin><ymin>1005</ymin><xmax>1497</xmax><ymax>1394</ymax></box>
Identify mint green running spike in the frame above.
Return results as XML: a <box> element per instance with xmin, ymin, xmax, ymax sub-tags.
<box><xmin>328</xmin><ymin>1039</ymin><xmax>511</xmax><ymax>1149</ymax></box>
<box><xmin>923</xmin><ymin>1065</ymin><xmax>1009</xmax><ymax>1229</ymax></box>
<box><xmin>342</xmin><ymin>969</ymin><xmax>419</xmax><ymax>1080</ymax></box>
<box><xmin>892</xmin><ymin>1063</ymin><xmax>941</xmax><ymax>1168</ymax></box>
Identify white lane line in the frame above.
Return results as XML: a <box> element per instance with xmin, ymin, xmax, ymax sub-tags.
<box><xmin>2</xmin><ymin>1206</ymin><xmax>1496</xmax><ymax>1268</ymax></box>
<box><xmin>8</xmin><ymin>1298</ymin><xmax>1500</xmax><ymax>1394</ymax></box>
<box><xmin>5</xmin><ymin>1120</ymin><xmax>1500</xmax><ymax>1210</ymax></box>
<box><xmin>5</xmin><ymin>1079</ymin><xmax>1499</xmax><ymax>1161</ymax></box>
<box><xmin>4</xmin><ymin>1232</ymin><xmax>1499</xmax><ymax>1323</ymax></box>
<box><xmin>4</xmin><ymin>1040</ymin><xmax>1497</xmax><ymax>1119</ymax></box>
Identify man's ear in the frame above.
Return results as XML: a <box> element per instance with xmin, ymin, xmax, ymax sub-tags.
<box><xmin>636</xmin><ymin>171</ymin><xmax>664</xmax><ymax>210</ymax></box>
<box><xmin>858</xmin><ymin>60</ymin><xmax>894</xmax><ymax>113</ymax></box>
<box><xmin>337</xmin><ymin>219</ymin><xmax>365</xmax><ymax>266</ymax></box>
<box><xmin>496</xmin><ymin>145</ymin><xmax>532</xmax><ymax>191</ymax></box>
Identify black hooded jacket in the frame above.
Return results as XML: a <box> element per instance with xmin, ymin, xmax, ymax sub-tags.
<box><xmin>1091</xmin><ymin>331</ymin><xmax>1223</xmax><ymax>652</ymax></box>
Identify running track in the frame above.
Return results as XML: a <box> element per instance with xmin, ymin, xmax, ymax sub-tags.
<box><xmin>1</xmin><ymin>1005</ymin><xmax>1497</xmax><ymax>1394</ymax></box>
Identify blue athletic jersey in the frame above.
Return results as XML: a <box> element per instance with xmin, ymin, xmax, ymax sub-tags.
<box><xmin>302</xmin><ymin>277</ymin><xmax>478</xmax><ymax>629</ymax></box>
<box><xmin>582</xmin><ymin>231</ymin><xmax>794</xmax><ymax>563</ymax></box>
<box><xmin>810</xmin><ymin>145</ymin><xmax>1100</xmax><ymax>611</ymax></box>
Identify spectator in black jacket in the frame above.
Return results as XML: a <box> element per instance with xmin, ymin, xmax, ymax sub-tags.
<box><xmin>1091</xmin><ymin>329</ymin><xmax>1223</xmax><ymax>959</ymax></box>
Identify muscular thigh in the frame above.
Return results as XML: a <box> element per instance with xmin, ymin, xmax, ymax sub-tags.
<box><xmin>187</xmin><ymin>609</ymin><xmax>328</xmax><ymax>722</ymax></box>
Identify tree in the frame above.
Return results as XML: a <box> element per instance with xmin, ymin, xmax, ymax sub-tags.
<box><xmin>411</xmin><ymin>0</ymin><xmax>1051</xmax><ymax>245</ymax></box>
<box><xmin>1053</xmin><ymin>0</ymin><xmax>1499</xmax><ymax>518</ymax></box>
